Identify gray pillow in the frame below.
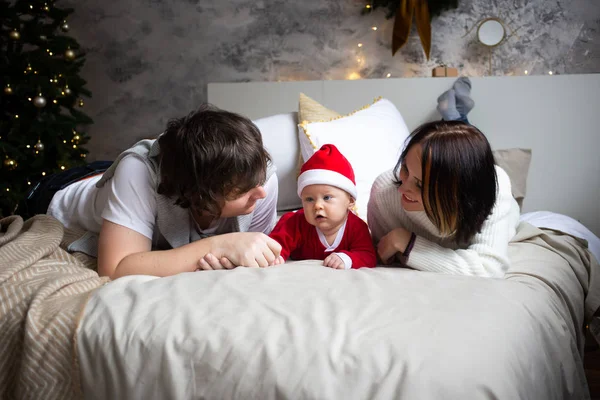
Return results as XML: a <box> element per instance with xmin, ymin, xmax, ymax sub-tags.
<box><xmin>493</xmin><ymin>148</ymin><xmax>532</xmax><ymax>210</ymax></box>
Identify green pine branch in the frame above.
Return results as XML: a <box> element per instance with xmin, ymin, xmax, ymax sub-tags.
<box><xmin>1</xmin><ymin>0</ymin><xmax>93</xmax><ymax>217</ymax></box>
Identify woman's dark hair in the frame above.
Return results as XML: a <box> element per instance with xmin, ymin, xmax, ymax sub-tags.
<box><xmin>393</xmin><ymin>120</ymin><xmax>497</xmax><ymax>244</ymax></box>
<box><xmin>157</xmin><ymin>103</ymin><xmax>271</xmax><ymax>217</ymax></box>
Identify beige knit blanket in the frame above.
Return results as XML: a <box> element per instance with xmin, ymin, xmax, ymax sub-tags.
<box><xmin>0</xmin><ymin>215</ymin><xmax>108</xmax><ymax>400</ymax></box>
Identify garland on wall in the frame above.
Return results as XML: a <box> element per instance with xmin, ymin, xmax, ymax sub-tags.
<box><xmin>362</xmin><ymin>0</ymin><xmax>460</xmax><ymax>59</ymax></box>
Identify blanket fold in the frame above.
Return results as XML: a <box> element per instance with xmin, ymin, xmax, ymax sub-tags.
<box><xmin>0</xmin><ymin>215</ymin><xmax>108</xmax><ymax>400</ymax></box>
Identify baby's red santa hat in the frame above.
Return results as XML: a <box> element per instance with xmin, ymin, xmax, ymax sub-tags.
<box><xmin>297</xmin><ymin>144</ymin><xmax>357</xmax><ymax>199</ymax></box>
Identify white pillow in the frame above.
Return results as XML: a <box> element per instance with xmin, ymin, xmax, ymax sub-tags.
<box><xmin>253</xmin><ymin>112</ymin><xmax>303</xmax><ymax>211</ymax></box>
<box><xmin>298</xmin><ymin>98</ymin><xmax>410</xmax><ymax>221</ymax></box>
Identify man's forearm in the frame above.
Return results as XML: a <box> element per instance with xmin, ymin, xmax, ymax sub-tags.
<box><xmin>111</xmin><ymin>236</ymin><xmax>220</xmax><ymax>279</ymax></box>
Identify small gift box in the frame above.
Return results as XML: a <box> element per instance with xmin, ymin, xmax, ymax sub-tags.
<box><xmin>432</xmin><ymin>65</ymin><xmax>458</xmax><ymax>77</ymax></box>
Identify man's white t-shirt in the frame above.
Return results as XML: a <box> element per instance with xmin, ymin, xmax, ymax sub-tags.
<box><xmin>48</xmin><ymin>156</ymin><xmax>279</xmax><ymax>241</ymax></box>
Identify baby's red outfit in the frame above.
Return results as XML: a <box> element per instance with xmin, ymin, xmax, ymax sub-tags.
<box><xmin>269</xmin><ymin>209</ymin><xmax>377</xmax><ymax>269</ymax></box>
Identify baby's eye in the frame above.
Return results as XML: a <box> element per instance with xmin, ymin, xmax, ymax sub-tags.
<box><xmin>323</xmin><ymin>195</ymin><xmax>332</xmax><ymax>201</ymax></box>
<box><xmin>304</xmin><ymin>197</ymin><xmax>314</xmax><ymax>202</ymax></box>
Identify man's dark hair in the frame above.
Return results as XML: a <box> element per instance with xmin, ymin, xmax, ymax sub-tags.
<box><xmin>157</xmin><ymin>103</ymin><xmax>271</xmax><ymax>217</ymax></box>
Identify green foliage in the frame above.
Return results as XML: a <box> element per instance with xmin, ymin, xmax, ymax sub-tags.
<box><xmin>361</xmin><ymin>0</ymin><xmax>459</xmax><ymax>19</ymax></box>
<box><xmin>0</xmin><ymin>0</ymin><xmax>93</xmax><ymax>216</ymax></box>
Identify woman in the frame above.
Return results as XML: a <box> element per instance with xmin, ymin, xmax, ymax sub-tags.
<box><xmin>367</xmin><ymin>120</ymin><xmax>520</xmax><ymax>277</ymax></box>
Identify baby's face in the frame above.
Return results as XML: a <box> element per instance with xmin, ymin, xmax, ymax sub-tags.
<box><xmin>300</xmin><ymin>184</ymin><xmax>354</xmax><ymax>236</ymax></box>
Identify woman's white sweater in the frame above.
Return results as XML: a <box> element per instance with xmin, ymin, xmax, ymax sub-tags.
<box><xmin>367</xmin><ymin>166</ymin><xmax>520</xmax><ymax>278</ymax></box>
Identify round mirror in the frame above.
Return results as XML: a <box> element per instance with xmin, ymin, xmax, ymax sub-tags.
<box><xmin>477</xmin><ymin>19</ymin><xmax>505</xmax><ymax>47</ymax></box>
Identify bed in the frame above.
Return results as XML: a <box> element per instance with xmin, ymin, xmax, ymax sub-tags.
<box><xmin>1</xmin><ymin>74</ymin><xmax>600</xmax><ymax>400</ymax></box>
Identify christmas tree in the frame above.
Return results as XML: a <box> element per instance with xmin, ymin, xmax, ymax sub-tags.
<box><xmin>1</xmin><ymin>0</ymin><xmax>92</xmax><ymax>217</ymax></box>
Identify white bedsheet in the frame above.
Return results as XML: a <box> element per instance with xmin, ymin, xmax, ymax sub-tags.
<box><xmin>520</xmin><ymin>211</ymin><xmax>600</xmax><ymax>263</ymax></box>
<box><xmin>76</xmin><ymin>218</ymin><xmax>600</xmax><ymax>400</ymax></box>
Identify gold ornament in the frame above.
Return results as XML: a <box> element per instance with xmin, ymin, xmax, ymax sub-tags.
<box><xmin>4</xmin><ymin>85</ymin><xmax>13</xmax><ymax>95</ymax></box>
<box><xmin>65</xmin><ymin>48</ymin><xmax>76</xmax><ymax>60</ymax></box>
<box><xmin>78</xmin><ymin>98</ymin><xmax>84</xmax><ymax>107</ymax></box>
<box><xmin>9</xmin><ymin>30</ymin><xmax>20</xmax><ymax>40</ymax></box>
<box><xmin>34</xmin><ymin>140</ymin><xmax>45</xmax><ymax>151</ymax></box>
<box><xmin>33</xmin><ymin>95</ymin><xmax>47</xmax><ymax>108</ymax></box>
<box><xmin>64</xmin><ymin>85</ymin><xmax>72</xmax><ymax>96</ymax></box>
<box><xmin>61</xmin><ymin>21</ymin><xmax>70</xmax><ymax>32</ymax></box>
<box><xmin>3</xmin><ymin>158</ymin><xmax>17</xmax><ymax>170</ymax></box>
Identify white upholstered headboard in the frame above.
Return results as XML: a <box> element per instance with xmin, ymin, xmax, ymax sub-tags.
<box><xmin>208</xmin><ymin>74</ymin><xmax>600</xmax><ymax>235</ymax></box>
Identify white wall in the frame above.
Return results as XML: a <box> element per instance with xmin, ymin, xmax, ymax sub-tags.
<box><xmin>209</xmin><ymin>74</ymin><xmax>600</xmax><ymax>235</ymax></box>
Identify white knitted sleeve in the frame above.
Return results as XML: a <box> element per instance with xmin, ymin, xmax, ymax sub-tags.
<box><xmin>407</xmin><ymin>166</ymin><xmax>520</xmax><ymax>278</ymax></box>
<box><xmin>367</xmin><ymin>170</ymin><xmax>399</xmax><ymax>243</ymax></box>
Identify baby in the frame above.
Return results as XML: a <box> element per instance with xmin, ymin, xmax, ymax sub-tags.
<box><xmin>270</xmin><ymin>144</ymin><xmax>376</xmax><ymax>269</ymax></box>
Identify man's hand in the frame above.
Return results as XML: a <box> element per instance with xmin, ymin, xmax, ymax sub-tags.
<box><xmin>377</xmin><ymin>227</ymin><xmax>412</xmax><ymax>264</ymax></box>
<box><xmin>323</xmin><ymin>253</ymin><xmax>345</xmax><ymax>269</ymax></box>
<box><xmin>196</xmin><ymin>232</ymin><xmax>282</xmax><ymax>270</ymax></box>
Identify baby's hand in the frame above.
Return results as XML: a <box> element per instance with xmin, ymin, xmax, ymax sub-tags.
<box><xmin>323</xmin><ymin>254</ymin><xmax>345</xmax><ymax>269</ymax></box>
<box><xmin>273</xmin><ymin>255</ymin><xmax>285</xmax><ymax>265</ymax></box>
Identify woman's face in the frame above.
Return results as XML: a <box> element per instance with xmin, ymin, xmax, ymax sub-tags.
<box><xmin>398</xmin><ymin>144</ymin><xmax>425</xmax><ymax>212</ymax></box>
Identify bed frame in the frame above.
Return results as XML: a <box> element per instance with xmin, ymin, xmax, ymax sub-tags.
<box><xmin>208</xmin><ymin>74</ymin><xmax>600</xmax><ymax>235</ymax></box>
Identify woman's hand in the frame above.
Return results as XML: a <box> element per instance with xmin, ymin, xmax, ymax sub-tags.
<box><xmin>377</xmin><ymin>227</ymin><xmax>413</xmax><ymax>264</ymax></box>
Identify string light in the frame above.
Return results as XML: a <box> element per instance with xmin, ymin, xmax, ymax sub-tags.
<box><xmin>386</xmin><ymin>73</ymin><xmax>392</xmax><ymax>78</ymax></box>
<box><xmin>371</xmin><ymin>26</ymin><xmax>377</xmax><ymax>31</ymax></box>
<box><xmin>524</xmin><ymin>70</ymin><xmax>528</xmax><ymax>75</ymax></box>
<box><xmin>365</xmin><ymin>4</ymin><xmax>371</xmax><ymax>9</ymax></box>
<box><xmin>357</xmin><ymin>43</ymin><xmax>363</xmax><ymax>47</ymax></box>
<box><xmin>42</xmin><ymin>172</ymin><xmax>46</xmax><ymax>176</ymax></box>
<box><xmin>60</xmin><ymin>166</ymin><xmax>65</xmax><ymax>170</ymax></box>
<box><xmin>548</xmin><ymin>71</ymin><xmax>553</xmax><ymax>75</ymax></box>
